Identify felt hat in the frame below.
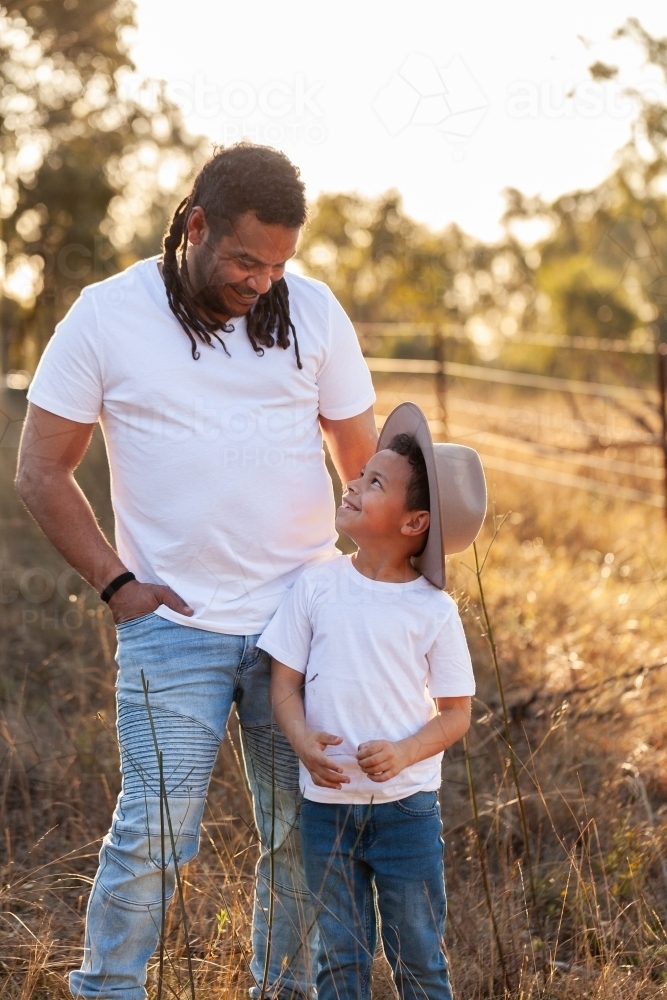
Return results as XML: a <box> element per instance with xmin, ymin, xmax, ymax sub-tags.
<box><xmin>377</xmin><ymin>402</ymin><xmax>487</xmax><ymax>589</ymax></box>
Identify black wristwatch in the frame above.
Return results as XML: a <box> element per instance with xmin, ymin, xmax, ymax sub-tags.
<box><xmin>100</xmin><ymin>571</ymin><xmax>136</xmax><ymax>604</ymax></box>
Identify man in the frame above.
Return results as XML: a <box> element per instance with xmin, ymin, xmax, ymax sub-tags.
<box><xmin>16</xmin><ymin>143</ymin><xmax>378</xmax><ymax>1000</ymax></box>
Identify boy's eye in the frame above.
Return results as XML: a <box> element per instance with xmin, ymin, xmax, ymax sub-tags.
<box><xmin>370</xmin><ymin>476</ymin><xmax>381</xmax><ymax>486</ymax></box>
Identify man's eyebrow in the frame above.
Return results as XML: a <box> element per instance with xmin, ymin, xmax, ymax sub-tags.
<box><xmin>233</xmin><ymin>251</ymin><xmax>265</xmax><ymax>264</ymax></box>
<box><xmin>232</xmin><ymin>250</ymin><xmax>293</xmax><ymax>266</ymax></box>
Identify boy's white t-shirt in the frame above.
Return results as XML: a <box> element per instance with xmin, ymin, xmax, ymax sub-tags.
<box><xmin>258</xmin><ymin>554</ymin><xmax>475</xmax><ymax>804</ymax></box>
<box><xmin>27</xmin><ymin>260</ymin><xmax>375</xmax><ymax>635</ymax></box>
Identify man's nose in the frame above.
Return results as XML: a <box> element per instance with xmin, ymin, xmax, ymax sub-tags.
<box><xmin>246</xmin><ymin>271</ymin><xmax>273</xmax><ymax>295</ymax></box>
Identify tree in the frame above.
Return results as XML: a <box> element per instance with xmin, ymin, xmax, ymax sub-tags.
<box><xmin>298</xmin><ymin>20</ymin><xmax>667</xmax><ymax>379</ymax></box>
<box><xmin>0</xmin><ymin>0</ymin><xmax>205</xmax><ymax>373</ymax></box>
<box><xmin>501</xmin><ymin>19</ymin><xmax>667</xmax><ymax>355</ymax></box>
<box><xmin>297</xmin><ymin>190</ymin><xmax>541</xmax><ymax>364</ymax></box>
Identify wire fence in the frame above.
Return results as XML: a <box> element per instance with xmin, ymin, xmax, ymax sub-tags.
<box><xmin>359</xmin><ymin>323</ymin><xmax>667</xmax><ymax>515</ymax></box>
<box><xmin>4</xmin><ymin>323</ymin><xmax>666</xmax><ymax>512</ymax></box>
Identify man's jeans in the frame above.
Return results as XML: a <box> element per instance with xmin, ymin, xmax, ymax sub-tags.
<box><xmin>70</xmin><ymin>614</ymin><xmax>316</xmax><ymax>1000</ymax></box>
<box><xmin>300</xmin><ymin>792</ymin><xmax>452</xmax><ymax>1000</ymax></box>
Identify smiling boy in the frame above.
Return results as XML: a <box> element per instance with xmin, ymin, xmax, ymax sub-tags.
<box><xmin>260</xmin><ymin>403</ymin><xmax>487</xmax><ymax>1000</ymax></box>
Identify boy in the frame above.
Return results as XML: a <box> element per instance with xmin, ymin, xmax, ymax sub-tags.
<box><xmin>259</xmin><ymin>402</ymin><xmax>486</xmax><ymax>1000</ymax></box>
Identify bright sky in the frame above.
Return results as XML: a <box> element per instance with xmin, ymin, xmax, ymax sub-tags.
<box><xmin>131</xmin><ymin>0</ymin><xmax>667</xmax><ymax>242</ymax></box>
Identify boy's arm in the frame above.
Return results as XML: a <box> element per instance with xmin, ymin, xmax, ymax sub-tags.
<box><xmin>270</xmin><ymin>659</ymin><xmax>351</xmax><ymax>790</ymax></box>
<box><xmin>356</xmin><ymin>696</ymin><xmax>471</xmax><ymax>783</ymax></box>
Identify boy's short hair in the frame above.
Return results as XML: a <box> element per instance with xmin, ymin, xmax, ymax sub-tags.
<box><xmin>387</xmin><ymin>433</ymin><xmax>430</xmax><ymax>512</ymax></box>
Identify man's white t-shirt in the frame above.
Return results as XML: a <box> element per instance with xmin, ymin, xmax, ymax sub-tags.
<box><xmin>258</xmin><ymin>554</ymin><xmax>475</xmax><ymax>804</ymax></box>
<box><xmin>27</xmin><ymin>259</ymin><xmax>375</xmax><ymax>634</ymax></box>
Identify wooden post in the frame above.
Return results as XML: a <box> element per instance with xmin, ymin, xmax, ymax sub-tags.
<box><xmin>433</xmin><ymin>326</ymin><xmax>447</xmax><ymax>440</ymax></box>
<box><xmin>657</xmin><ymin>341</ymin><xmax>667</xmax><ymax>522</ymax></box>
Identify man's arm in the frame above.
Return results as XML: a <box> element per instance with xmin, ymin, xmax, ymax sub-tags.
<box><xmin>16</xmin><ymin>403</ymin><xmax>193</xmax><ymax>624</ymax></box>
<box><xmin>356</xmin><ymin>696</ymin><xmax>472</xmax><ymax>782</ymax></box>
<box><xmin>270</xmin><ymin>659</ymin><xmax>350</xmax><ymax>790</ymax></box>
<box><xmin>320</xmin><ymin>405</ymin><xmax>378</xmax><ymax>487</ymax></box>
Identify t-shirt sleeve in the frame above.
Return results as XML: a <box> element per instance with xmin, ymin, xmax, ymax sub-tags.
<box><xmin>257</xmin><ymin>572</ymin><xmax>313</xmax><ymax>674</ymax></box>
<box><xmin>426</xmin><ymin>603</ymin><xmax>476</xmax><ymax>697</ymax></box>
<box><xmin>316</xmin><ymin>288</ymin><xmax>376</xmax><ymax>420</ymax></box>
<box><xmin>27</xmin><ymin>288</ymin><xmax>103</xmax><ymax>423</ymax></box>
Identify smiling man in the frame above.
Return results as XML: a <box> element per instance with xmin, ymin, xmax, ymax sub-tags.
<box><xmin>16</xmin><ymin>143</ymin><xmax>378</xmax><ymax>1000</ymax></box>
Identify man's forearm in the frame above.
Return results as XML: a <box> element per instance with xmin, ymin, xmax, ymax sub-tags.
<box><xmin>16</xmin><ymin>403</ymin><xmax>192</xmax><ymax>623</ymax></box>
<box><xmin>320</xmin><ymin>406</ymin><xmax>378</xmax><ymax>486</ymax></box>
<box><xmin>17</xmin><ymin>466</ymin><xmax>125</xmax><ymax>593</ymax></box>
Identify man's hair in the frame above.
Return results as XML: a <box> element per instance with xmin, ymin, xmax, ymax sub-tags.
<box><xmin>162</xmin><ymin>143</ymin><xmax>307</xmax><ymax>365</ymax></box>
<box><xmin>387</xmin><ymin>433</ymin><xmax>430</xmax><ymax>512</ymax></box>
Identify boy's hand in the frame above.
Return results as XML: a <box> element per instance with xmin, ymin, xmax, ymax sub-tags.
<box><xmin>356</xmin><ymin>739</ymin><xmax>415</xmax><ymax>782</ymax></box>
<box><xmin>295</xmin><ymin>731</ymin><xmax>350</xmax><ymax>790</ymax></box>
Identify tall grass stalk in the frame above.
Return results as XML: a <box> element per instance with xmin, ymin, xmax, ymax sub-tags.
<box><xmin>472</xmin><ymin>538</ymin><xmax>540</xmax><ymax>922</ymax></box>
<box><xmin>464</xmin><ymin>734</ymin><xmax>511</xmax><ymax>992</ymax></box>
<box><xmin>282</xmin><ymin>799</ymin><xmax>376</xmax><ymax>978</ymax></box>
<box><xmin>141</xmin><ymin>670</ymin><xmax>196</xmax><ymax>1000</ymax></box>
<box><xmin>6</xmin><ymin>448</ymin><xmax>667</xmax><ymax>999</ymax></box>
<box><xmin>259</xmin><ymin>725</ymin><xmax>276</xmax><ymax>1000</ymax></box>
<box><xmin>157</xmin><ymin>748</ymin><xmax>166</xmax><ymax>1000</ymax></box>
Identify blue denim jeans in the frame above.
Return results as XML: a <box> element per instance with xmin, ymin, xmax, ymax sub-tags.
<box><xmin>300</xmin><ymin>792</ymin><xmax>452</xmax><ymax>1000</ymax></box>
<box><xmin>70</xmin><ymin>614</ymin><xmax>316</xmax><ymax>1000</ymax></box>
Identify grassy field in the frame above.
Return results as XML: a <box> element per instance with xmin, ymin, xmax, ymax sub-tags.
<box><xmin>3</xmin><ymin>383</ymin><xmax>667</xmax><ymax>999</ymax></box>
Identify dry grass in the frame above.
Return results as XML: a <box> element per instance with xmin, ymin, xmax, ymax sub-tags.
<box><xmin>3</xmin><ymin>383</ymin><xmax>667</xmax><ymax>999</ymax></box>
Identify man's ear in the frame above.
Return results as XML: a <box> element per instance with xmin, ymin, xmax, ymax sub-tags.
<box><xmin>186</xmin><ymin>205</ymin><xmax>207</xmax><ymax>246</ymax></box>
<box><xmin>400</xmin><ymin>510</ymin><xmax>430</xmax><ymax>538</ymax></box>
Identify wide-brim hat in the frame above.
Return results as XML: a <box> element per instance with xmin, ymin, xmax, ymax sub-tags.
<box><xmin>377</xmin><ymin>402</ymin><xmax>487</xmax><ymax>589</ymax></box>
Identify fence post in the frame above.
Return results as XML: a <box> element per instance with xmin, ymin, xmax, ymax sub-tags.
<box><xmin>433</xmin><ymin>326</ymin><xmax>447</xmax><ymax>440</ymax></box>
<box><xmin>657</xmin><ymin>341</ymin><xmax>667</xmax><ymax>522</ymax></box>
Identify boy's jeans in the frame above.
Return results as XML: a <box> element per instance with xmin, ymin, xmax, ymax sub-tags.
<box><xmin>300</xmin><ymin>792</ymin><xmax>453</xmax><ymax>1000</ymax></box>
<box><xmin>70</xmin><ymin>614</ymin><xmax>316</xmax><ymax>1000</ymax></box>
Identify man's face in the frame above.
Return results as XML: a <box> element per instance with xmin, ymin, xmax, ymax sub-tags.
<box><xmin>336</xmin><ymin>449</ymin><xmax>429</xmax><ymax>547</ymax></box>
<box><xmin>186</xmin><ymin>208</ymin><xmax>300</xmax><ymax>319</ymax></box>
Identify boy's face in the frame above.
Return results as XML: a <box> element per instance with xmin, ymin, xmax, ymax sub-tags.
<box><xmin>336</xmin><ymin>449</ymin><xmax>429</xmax><ymax>548</ymax></box>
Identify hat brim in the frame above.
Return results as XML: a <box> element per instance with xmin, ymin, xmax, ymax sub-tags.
<box><xmin>377</xmin><ymin>402</ymin><xmax>445</xmax><ymax>589</ymax></box>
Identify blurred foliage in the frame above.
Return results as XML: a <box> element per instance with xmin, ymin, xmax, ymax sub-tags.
<box><xmin>0</xmin><ymin>10</ymin><xmax>666</xmax><ymax>387</ymax></box>
<box><xmin>297</xmin><ymin>191</ymin><xmax>536</xmax><ymax>359</ymax></box>
<box><xmin>298</xmin><ymin>19</ymin><xmax>667</xmax><ymax>384</ymax></box>
<box><xmin>298</xmin><ymin>191</ymin><xmax>476</xmax><ymax>325</ymax></box>
<box><xmin>0</xmin><ymin>0</ymin><xmax>206</xmax><ymax>372</ymax></box>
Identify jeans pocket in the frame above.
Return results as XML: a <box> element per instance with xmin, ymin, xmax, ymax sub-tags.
<box><xmin>115</xmin><ymin>612</ymin><xmax>157</xmax><ymax>632</ymax></box>
<box><xmin>392</xmin><ymin>790</ymin><xmax>440</xmax><ymax>817</ymax></box>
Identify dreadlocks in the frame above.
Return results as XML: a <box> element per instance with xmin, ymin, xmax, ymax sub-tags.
<box><xmin>162</xmin><ymin>143</ymin><xmax>307</xmax><ymax>367</ymax></box>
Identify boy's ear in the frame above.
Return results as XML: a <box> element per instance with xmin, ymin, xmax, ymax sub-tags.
<box><xmin>400</xmin><ymin>510</ymin><xmax>430</xmax><ymax>537</ymax></box>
